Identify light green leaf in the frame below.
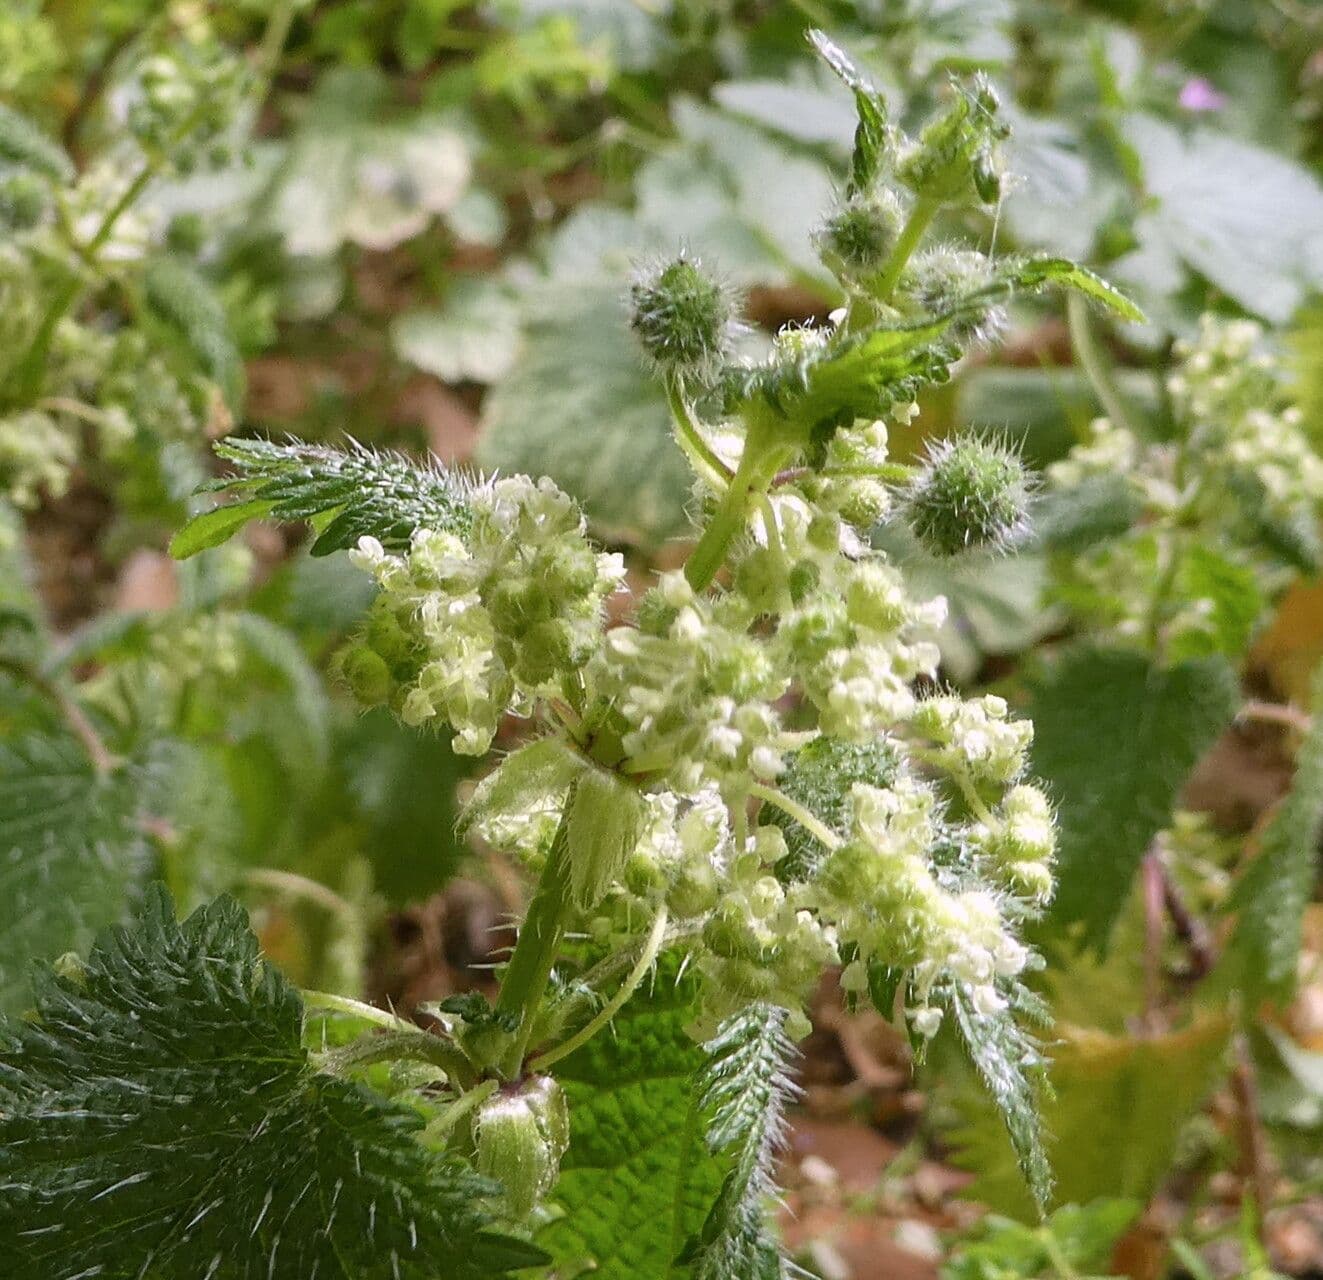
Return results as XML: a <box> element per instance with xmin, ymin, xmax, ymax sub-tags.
<box><xmin>948</xmin><ymin>1017</ymin><xmax>1230</xmax><ymax>1219</ymax></box>
<box><xmin>0</xmin><ymin>737</ymin><xmax>152</xmax><ymax>1016</ymax></box>
<box><xmin>1124</xmin><ymin>113</ymin><xmax>1323</xmax><ymax>323</ymax></box>
<box><xmin>1028</xmin><ymin>646</ymin><xmax>1239</xmax><ymax>952</ymax></box>
<box><xmin>0</xmin><ymin>886</ymin><xmax>546</xmax><ymax>1278</ymax></box>
<box><xmin>392</xmin><ymin>278</ymin><xmax>522</xmax><ymax>384</ymax></box>
<box><xmin>1220</xmin><ymin>664</ymin><xmax>1323</xmax><ymax>1001</ymax></box>
<box><xmin>1169</xmin><ymin>546</ymin><xmax>1265</xmax><ymax>663</ymax></box>
<box><xmin>538</xmin><ymin>962</ymin><xmax>725</xmax><ymax>1279</ymax></box>
<box><xmin>711</xmin><ymin>78</ymin><xmax>855</xmax><ymax>149</ymax></box>
<box><xmin>478</xmin><ymin>282</ymin><xmax>693</xmax><ymax>546</ymax></box>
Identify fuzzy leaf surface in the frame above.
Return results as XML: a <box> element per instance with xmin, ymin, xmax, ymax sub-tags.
<box><xmin>682</xmin><ymin>1003</ymin><xmax>798</xmax><ymax>1280</ymax></box>
<box><xmin>538</xmin><ymin>962</ymin><xmax>725</xmax><ymax>1278</ymax></box>
<box><xmin>172</xmin><ymin>438</ymin><xmax>474</xmax><ymax>558</ymax></box>
<box><xmin>0</xmin><ymin>886</ymin><xmax>545</xmax><ymax>1279</ymax></box>
<box><xmin>0</xmin><ymin>737</ymin><xmax>152</xmax><ymax>1016</ymax></box>
<box><xmin>1028</xmin><ymin>646</ymin><xmax>1238</xmax><ymax>951</ymax></box>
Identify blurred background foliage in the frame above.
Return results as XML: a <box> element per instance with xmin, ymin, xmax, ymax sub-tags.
<box><xmin>2</xmin><ymin>1</ymin><xmax>1323</xmax><ymax>1277</ymax></box>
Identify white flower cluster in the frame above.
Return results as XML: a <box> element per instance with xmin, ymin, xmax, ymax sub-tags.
<box><xmin>1172</xmin><ymin>316</ymin><xmax>1323</xmax><ymax>522</ymax></box>
<box><xmin>807</xmin><ymin>778</ymin><xmax>1044</xmax><ymax>1039</ymax></box>
<box><xmin>348</xmin><ymin>476</ymin><xmax>623</xmax><ymax>754</ymax></box>
<box><xmin>1047</xmin><ymin>313</ymin><xmax>1322</xmax><ymax>645</ymax></box>
<box><xmin>592</xmin><ymin>571</ymin><xmax>792</xmax><ymax>794</ymax></box>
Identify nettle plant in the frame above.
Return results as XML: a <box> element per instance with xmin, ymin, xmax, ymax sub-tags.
<box><xmin>1</xmin><ymin>34</ymin><xmax>1143</xmax><ymax>1280</ymax></box>
<box><xmin>0</xmin><ymin>15</ymin><xmax>248</xmax><ymax>515</ymax></box>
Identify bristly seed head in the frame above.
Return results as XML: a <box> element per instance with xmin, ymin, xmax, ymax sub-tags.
<box><xmin>904</xmin><ymin>435</ymin><xmax>1033</xmax><ymax>557</ymax></box>
<box><xmin>628</xmin><ymin>254</ymin><xmax>734</xmax><ymax>377</ymax></box>
<box><xmin>816</xmin><ymin>191</ymin><xmax>902</xmax><ymax>279</ymax></box>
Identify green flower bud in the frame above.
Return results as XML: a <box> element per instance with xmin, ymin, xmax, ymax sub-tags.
<box><xmin>566</xmin><ymin>766</ymin><xmax>646</xmax><ymax>909</ymax></box>
<box><xmin>817</xmin><ymin>192</ymin><xmax>903</xmax><ymax>279</ymax></box>
<box><xmin>474</xmin><ymin>1076</ymin><xmax>569</xmax><ymax>1219</ymax></box>
<box><xmin>897</xmin><ymin>76</ymin><xmax>1007</xmax><ymax>205</ymax></box>
<box><xmin>904</xmin><ymin>247</ymin><xmax>1003</xmax><ymax>343</ymax></box>
<box><xmin>628</xmin><ymin>255</ymin><xmax>733</xmax><ymax>375</ymax></box>
<box><xmin>904</xmin><ymin>436</ymin><xmax>1032</xmax><ymax>557</ymax></box>
<box><xmin>666</xmin><ymin>858</ymin><xmax>718</xmax><ymax>919</ymax></box>
<box><xmin>339</xmin><ymin>644</ymin><xmax>392</xmax><ymax>706</ymax></box>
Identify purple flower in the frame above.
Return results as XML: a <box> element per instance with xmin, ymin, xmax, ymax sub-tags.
<box><xmin>1179</xmin><ymin>77</ymin><xmax>1228</xmax><ymax>113</ymax></box>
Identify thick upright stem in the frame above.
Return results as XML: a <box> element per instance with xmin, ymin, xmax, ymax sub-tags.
<box><xmin>495</xmin><ymin>791</ymin><xmax>577</xmax><ymax>1076</ymax></box>
<box><xmin>684</xmin><ymin>417</ymin><xmax>779</xmax><ymax>593</ymax></box>
<box><xmin>871</xmin><ymin>197</ymin><xmax>939</xmax><ymax>302</ymax></box>
<box><xmin>1067</xmin><ymin>292</ymin><xmax>1142</xmax><ymax>439</ymax></box>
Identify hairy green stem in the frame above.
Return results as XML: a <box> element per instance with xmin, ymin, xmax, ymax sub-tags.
<box><xmin>1067</xmin><ymin>292</ymin><xmax>1142</xmax><ymax>439</ymax></box>
<box><xmin>303</xmin><ymin>990</ymin><xmax>412</xmax><ymax>1031</ymax></box>
<box><xmin>684</xmin><ymin>417</ymin><xmax>777</xmax><ymax>593</ymax></box>
<box><xmin>317</xmin><ymin>1028</ymin><xmax>475</xmax><ymax>1088</ymax></box>
<box><xmin>422</xmin><ymin>1079</ymin><xmax>499</xmax><ymax>1145</ymax></box>
<box><xmin>667</xmin><ymin>378</ymin><xmax>733</xmax><ymax>490</ymax></box>
<box><xmin>871</xmin><ymin>197</ymin><xmax>940</xmax><ymax>302</ymax></box>
<box><xmin>495</xmin><ymin>791</ymin><xmax>577</xmax><ymax>1076</ymax></box>
<box><xmin>532</xmin><ymin>905</ymin><xmax>669</xmax><ymax>1071</ymax></box>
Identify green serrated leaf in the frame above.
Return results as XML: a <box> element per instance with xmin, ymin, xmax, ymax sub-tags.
<box><xmin>683</xmin><ymin>1003</ymin><xmax>798</xmax><ymax>1280</ymax></box>
<box><xmin>947</xmin><ymin>1017</ymin><xmax>1229</xmax><ymax>1219</ymax></box>
<box><xmin>538</xmin><ymin>961</ymin><xmax>725</xmax><ymax>1279</ymax></box>
<box><xmin>1028</xmin><ymin>646</ymin><xmax>1239</xmax><ymax>952</ymax></box>
<box><xmin>478</xmin><ymin>282</ymin><xmax>694</xmax><ymax>547</ymax></box>
<box><xmin>1219</xmin><ymin>664</ymin><xmax>1323</xmax><ymax>1002</ymax></box>
<box><xmin>172</xmin><ymin>438</ymin><xmax>474</xmax><ymax>559</ymax></box>
<box><xmin>0</xmin><ymin>885</ymin><xmax>546</xmax><ymax>1278</ymax></box>
<box><xmin>0</xmin><ymin>101</ymin><xmax>73</xmax><ymax>181</ymax></box>
<box><xmin>994</xmin><ymin>257</ymin><xmax>1146</xmax><ymax>323</ymax></box>
<box><xmin>807</xmin><ymin>28</ymin><xmax>889</xmax><ymax>196</ymax></box>
<box><xmin>944</xmin><ymin>980</ymin><xmax>1052</xmax><ymax>1211</ymax></box>
<box><xmin>1169</xmin><ymin>546</ymin><xmax>1264</xmax><ymax>663</ymax></box>
<box><xmin>0</xmin><ymin>737</ymin><xmax>152</xmax><ymax>1016</ymax></box>
<box><xmin>144</xmin><ymin>254</ymin><xmax>245</xmax><ymax>409</ymax></box>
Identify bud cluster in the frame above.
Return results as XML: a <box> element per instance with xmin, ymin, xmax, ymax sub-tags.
<box><xmin>346</xmin><ymin>477</ymin><xmax>623</xmax><ymax>754</ymax></box>
<box><xmin>1047</xmin><ymin>313</ymin><xmax>1322</xmax><ymax>648</ymax></box>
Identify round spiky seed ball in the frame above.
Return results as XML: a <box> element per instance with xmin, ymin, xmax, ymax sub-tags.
<box><xmin>628</xmin><ymin>256</ymin><xmax>732</xmax><ymax>374</ymax></box>
<box><xmin>817</xmin><ymin>192</ymin><xmax>902</xmax><ymax>277</ymax></box>
<box><xmin>905</xmin><ymin>436</ymin><xmax>1032</xmax><ymax>557</ymax></box>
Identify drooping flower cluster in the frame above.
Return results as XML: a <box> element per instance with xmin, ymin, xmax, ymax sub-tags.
<box><xmin>346</xmin><ymin>476</ymin><xmax>624</xmax><ymax>754</ymax></box>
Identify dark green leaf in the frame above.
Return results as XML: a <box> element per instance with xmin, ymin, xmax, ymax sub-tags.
<box><xmin>1029</xmin><ymin>646</ymin><xmax>1239</xmax><ymax>951</ymax></box>
<box><xmin>0</xmin><ymin>737</ymin><xmax>152</xmax><ymax>1016</ymax></box>
<box><xmin>945</xmin><ymin>980</ymin><xmax>1052</xmax><ymax>1211</ymax></box>
<box><xmin>0</xmin><ymin>886</ymin><xmax>546</xmax><ymax>1279</ymax></box>
<box><xmin>765</xmin><ymin>737</ymin><xmax>900</xmax><ymax>881</ymax></box>
<box><xmin>1035</xmin><ymin>475</ymin><xmax>1142</xmax><ymax>554</ymax></box>
<box><xmin>683</xmin><ymin>1003</ymin><xmax>798</xmax><ymax>1280</ymax></box>
<box><xmin>538</xmin><ymin>961</ymin><xmax>725</xmax><ymax>1279</ymax></box>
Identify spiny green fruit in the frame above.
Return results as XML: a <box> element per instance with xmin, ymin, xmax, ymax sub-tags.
<box><xmin>817</xmin><ymin>192</ymin><xmax>902</xmax><ymax>279</ymax></box>
<box><xmin>628</xmin><ymin>255</ymin><xmax>733</xmax><ymax>376</ymax></box>
<box><xmin>904</xmin><ymin>247</ymin><xmax>1003</xmax><ymax>343</ymax></box>
<box><xmin>904</xmin><ymin>436</ymin><xmax>1033</xmax><ymax>557</ymax></box>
